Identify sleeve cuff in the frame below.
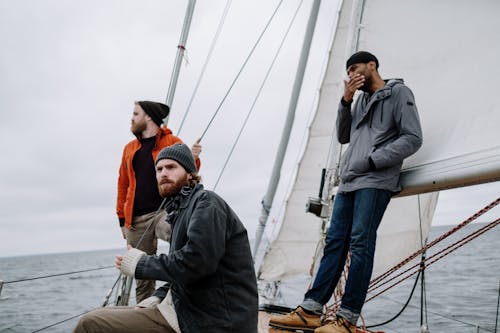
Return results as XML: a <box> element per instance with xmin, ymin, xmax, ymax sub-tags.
<box><xmin>121</xmin><ymin>248</ymin><xmax>146</xmax><ymax>277</ymax></box>
<box><xmin>340</xmin><ymin>97</ymin><xmax>352</xmax><ymax>107</ymax></box>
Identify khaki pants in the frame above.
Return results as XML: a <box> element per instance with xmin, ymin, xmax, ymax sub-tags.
<box><xmin>126</xmin><ymin>210</ymin><xmax>166</xmax><ymax>303</ymax></box>
<box><xmin>72</xmin><ymin>306</ymin><xmax>175</xmax><ymax>333</ymax></box>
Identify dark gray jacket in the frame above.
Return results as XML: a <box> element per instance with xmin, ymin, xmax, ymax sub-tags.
<box><xmin>337</xmin><ymin>79</ymin><xmax>423</xmax><ymax>193</ymax></box>
<box><xmin>135</xmin><ymin>184</ymin><xmax>258</xmax><ymax>333</ymax></box>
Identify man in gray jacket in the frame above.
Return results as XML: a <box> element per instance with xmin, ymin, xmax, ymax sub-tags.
<box><xmin>73</xmin><ymin>143</ymin><xmax>258</xmax><ymax>333</ymax></box>
<box><xmin>269</xmin><ymin>51</ymin><xmax>423</xmax><ymax>333</ymax></box>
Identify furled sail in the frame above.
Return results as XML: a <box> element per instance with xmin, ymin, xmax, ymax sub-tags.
<box><xmin>258</xmin><ymin>0</ymin><xmax>500</xmax><ymax>286</ymax></box>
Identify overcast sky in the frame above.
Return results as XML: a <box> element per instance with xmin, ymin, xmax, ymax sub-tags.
<box><xmin>0</xmin><ymin>0</ymin><xmax>498</xmax><ymax>258</ymax></box>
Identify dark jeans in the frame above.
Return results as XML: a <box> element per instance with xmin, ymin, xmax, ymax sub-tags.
<box><xmin>303</xmin><ymin>188</ymin><xmax>392</xmax><ymax>321</ymax></box>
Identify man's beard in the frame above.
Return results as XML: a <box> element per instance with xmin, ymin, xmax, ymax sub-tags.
<box><xmin>131</xmin><ymin>121</ymin><xmax>147</xmax><ymax>136</ymax></box>
<box><xmin>158</xmin><ymin>175</ymin><xmax>189</xmax><ymax>198</ymax></box>
<box><xmin>359</xmin><ymin>71</ymin><xmax>373</xmax><ymax>93</ymax></box>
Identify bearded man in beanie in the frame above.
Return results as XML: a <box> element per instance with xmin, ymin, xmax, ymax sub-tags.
<box><xmin>74</xmin><ymin>143</ymin><xmax>258</xmax><ymax>333</ymax></box>
<box><xmin>116</xmin><ymin>101</ymin><xmax>201</xmax><ymax>303</ymax></box>
<box><xmin>269</xmin><ymin>51</ymin><xmax>423</xmax><ymax>333</ymax></box>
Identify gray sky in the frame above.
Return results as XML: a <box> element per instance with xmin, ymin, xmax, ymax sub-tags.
<box><xmin>0</xmin><ymin>0</ymin><xmax>498</xmax><ymax>258</ymax></box>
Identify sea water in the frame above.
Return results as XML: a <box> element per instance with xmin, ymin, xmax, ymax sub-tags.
<box><xmin>0</xmin><ymin>223</ymin><xmax>498</xmax><ymax>333</ymax></box>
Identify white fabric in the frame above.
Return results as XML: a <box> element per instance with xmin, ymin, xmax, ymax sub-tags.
<box><xmin>120</xmin><ymin>248</ymin><xmax>146</xmax><ymax>277</ymax></box>
<box><xmin>157</xmin><ymin>290</ymin><xmax>181</xmax><ymax>333</ymax></box>
<box><xmin>135</xmin><ymin>296</ymin><xmax>161</xmax><ymax>308</ymax></box>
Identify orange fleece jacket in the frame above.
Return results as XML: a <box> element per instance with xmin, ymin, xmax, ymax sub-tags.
<box><xmin>116</xmin><ymin>126</ymin><xmax>200</xmax><ymax>228</ymax></box>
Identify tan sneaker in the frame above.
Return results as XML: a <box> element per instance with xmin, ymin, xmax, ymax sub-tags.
<box><xmin>268</xmin><ymin>307</ymin><xmax>321</xmax><ymax>332</ymax></box>
<box><xmin>314</xmin><ymin>316</ymin><xmax>356</xmax><ymax>333</ymax></box>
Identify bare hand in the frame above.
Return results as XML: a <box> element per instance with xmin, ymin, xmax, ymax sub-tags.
<box><xmin>343</xmin><ymin>73</ymin><xmax>365</xmax><ymax>102</ymax></box>
<box><xmin>191</xmin><ymin>138</ymin><xmax>202</xmax><ymax>159</ymax></box>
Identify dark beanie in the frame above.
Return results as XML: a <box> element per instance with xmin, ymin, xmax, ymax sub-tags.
<box><xmin>138</xmin><ymin>101</ymin><xmax>170</xmax><ymax>127</ymax></box>
<box><xmin>155</xmin><ymin>143</ymin><xmax>197</xmax><ymax>173</ymax></box>
<box><xmin>346</xmin><ymin>51</ymin><xmax>379</xmax><ymax>70</ymax></box>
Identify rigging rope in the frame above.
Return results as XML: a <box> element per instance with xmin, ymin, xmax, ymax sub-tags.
<box><xmin>365</xmin><ymin>270</ymin><xmax>422</xmax><ymax>329</ymax></box>
<box><xmin>365</xmin><ymin>218</ymin><xmax>500</xmax><ymax>302</ymax></box>
<box><xmin>177</xmin><ymin>0</ymin><xmax>233</xmax><ymax>135</ymax></box>
<box><xmin>369</xmin><ymin>197</ymin><xmax>500</xmax><ymax>288</ymax></box>
<box><xmin>212</xmin><ymin>0</ymin><xmax>305</xmax><ymax>191</ymax></box>
<box><xmin>198</xmin><ymin>0</ymin><xmax>285</xmax><ymax>141</ymax></box>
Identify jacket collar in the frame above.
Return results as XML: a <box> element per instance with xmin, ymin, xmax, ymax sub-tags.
<box><xmin>356</xmin><ymin>79</ymin><xmax>403</xmax><ymax>127</ymax></box>
<box><xmin>179</xmin><ymin>184</ymin><xmax>203</xmax><ymax>209</ymax></box>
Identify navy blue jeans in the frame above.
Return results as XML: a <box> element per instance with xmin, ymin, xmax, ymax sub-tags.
<box><xmin>303</xmin><ymin>188</ymin><xmax>392</xmax><ymax>320</ymax></box>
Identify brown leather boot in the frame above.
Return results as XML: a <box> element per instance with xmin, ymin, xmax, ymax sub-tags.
<box><xmin>268</xmin><ymin>307</ymin><xmax>321</xmax><ymax>332</ymax></box>
<box><xmin>314</xmin><ymin>316</ymin><xmax>356</xmax><ymax>333</ymax></box>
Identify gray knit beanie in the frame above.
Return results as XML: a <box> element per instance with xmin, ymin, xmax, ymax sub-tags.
<box><xmin>155</xmin><ymin>143</ymin><xmax>196</xmax><ymax>173</ymax></box>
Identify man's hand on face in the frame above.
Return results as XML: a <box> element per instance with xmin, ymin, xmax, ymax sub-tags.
<box><xmin>343</xmin><ymin>73</ymin><xmax>365</xmax><ymax>103</ymax></box>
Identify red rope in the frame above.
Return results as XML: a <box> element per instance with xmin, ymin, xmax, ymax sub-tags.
<box><xmin>369</xmin><ymin>197</ymin><xmax>500</xmax><ymax>288</ymax></box>
<box><xmin>365</xmin><ymin>218</ymin><xmax>499</xmax><ymax>302</ymax></box>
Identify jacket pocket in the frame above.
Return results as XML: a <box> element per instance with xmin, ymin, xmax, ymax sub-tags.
<box><xmin>340</xmin><ymin>136</ymin><xmax>374</xmax><ymax>183</ymax></box>
<box><xmin>190</xmin><ymin>287</ymin><xmax>230</xmax><ymax>327</ymax></box>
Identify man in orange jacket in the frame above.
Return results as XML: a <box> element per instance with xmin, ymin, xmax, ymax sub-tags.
<box><xmin>116</xmin><ymin>100</ymin><xmax>201</xmax><ymax>302</ymax></box>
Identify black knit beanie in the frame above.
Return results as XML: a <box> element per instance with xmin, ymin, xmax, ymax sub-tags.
<box><xmin>155</xmin><ymin>143</ymin><xmax>196</xmax><ymax>173</ymax></box>
<box><xmin>346</xmin><ymin>51</ymin><xmax>379</xmax><ymax>70</ymax></box>
<box><xmin>137</xmin><ymin>101</ymin><xmax>170</xmax><ymax>127</ymax></box>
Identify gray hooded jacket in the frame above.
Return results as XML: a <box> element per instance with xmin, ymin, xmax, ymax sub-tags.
<box><xmin>337</xmin><ymin>79</ymin><xmax>423</xmax><ymax>193</ymax></box>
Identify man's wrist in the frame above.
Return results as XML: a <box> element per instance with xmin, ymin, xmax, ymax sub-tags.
<box><xmin>341</xmin><ymin>97</ymin><xmax>352</xmax><ymax>107</ymax></box>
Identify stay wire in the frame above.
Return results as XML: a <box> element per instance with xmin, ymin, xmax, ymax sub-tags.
<box><xmin>31</xmin><ymin>308</ymin><xmax>98</xmax><ymax>333</ymax></box>
<box><xmin>198</xmin><ymin>0</ymin><xmax>285</xmax><ymax>141</ymax></box>
<box><xmin>495</xmin><ymin>279</ymin><xmax>499</xmax><ymax>333</ymax></box>
<box><xmin>212</xmin><ymin>0</ymin><xmax>305</xmax><ymax>190</ymax></box>
<box><xmin>177</xmin><ymin>0</ymin><xmax>233</xmax><ymax>135</ymax></box>
<box><xmin>3</xmin><ymin>266</ymin><xmax>114</xmax><ymax>284</ymax></box>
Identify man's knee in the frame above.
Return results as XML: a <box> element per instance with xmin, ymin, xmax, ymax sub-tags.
<box><xmin>73</xmin><ymin>311</ymin><xmax>100</xmax><ymax>333</ymax></box>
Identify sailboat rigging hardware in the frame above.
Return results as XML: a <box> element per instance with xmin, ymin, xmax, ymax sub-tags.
<box><xmin>177</xmin><ymin>0</ymin><xmax>233</xmax><ymax>135</ymax></box>
<box><xmin>212</xmin><ymin>0</ymin><xmax>305</xmax><ymax>191</ymax></box>
<box><xmin>370</xmin><ymin>197</ymin><xmax>500</xmax><ymax>289</ymax></box>
<box><xmin>198</xmin><ymin>0</ymin><xmax>285</xmax><ymax>141</ymax></box>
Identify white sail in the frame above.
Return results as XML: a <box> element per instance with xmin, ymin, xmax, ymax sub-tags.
<box><xmin>259</xmin><ymin>0</ymin><xmax>500</xmax><ymax>285</ymax></box>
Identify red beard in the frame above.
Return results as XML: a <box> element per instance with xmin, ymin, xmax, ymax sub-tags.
<box><xmin>158</xmin><ymin>175</ymin><xmax>189</xmax><ymax>198</ymax></box>
<box><xmin>131</xmin><ymin>121</ymin><xmax>146</xmax><ymax>136</ymax></box>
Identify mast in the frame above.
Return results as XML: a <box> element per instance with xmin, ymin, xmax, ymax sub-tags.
<box><xmin>164</xmin><ymin>0</ymin><xmax>197</xmax><ymax>116</ymax></box>
<box><xmin>253</xmin><ymin>0</ymin><xmax>322</xmax><ymax>256</ymax></box>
